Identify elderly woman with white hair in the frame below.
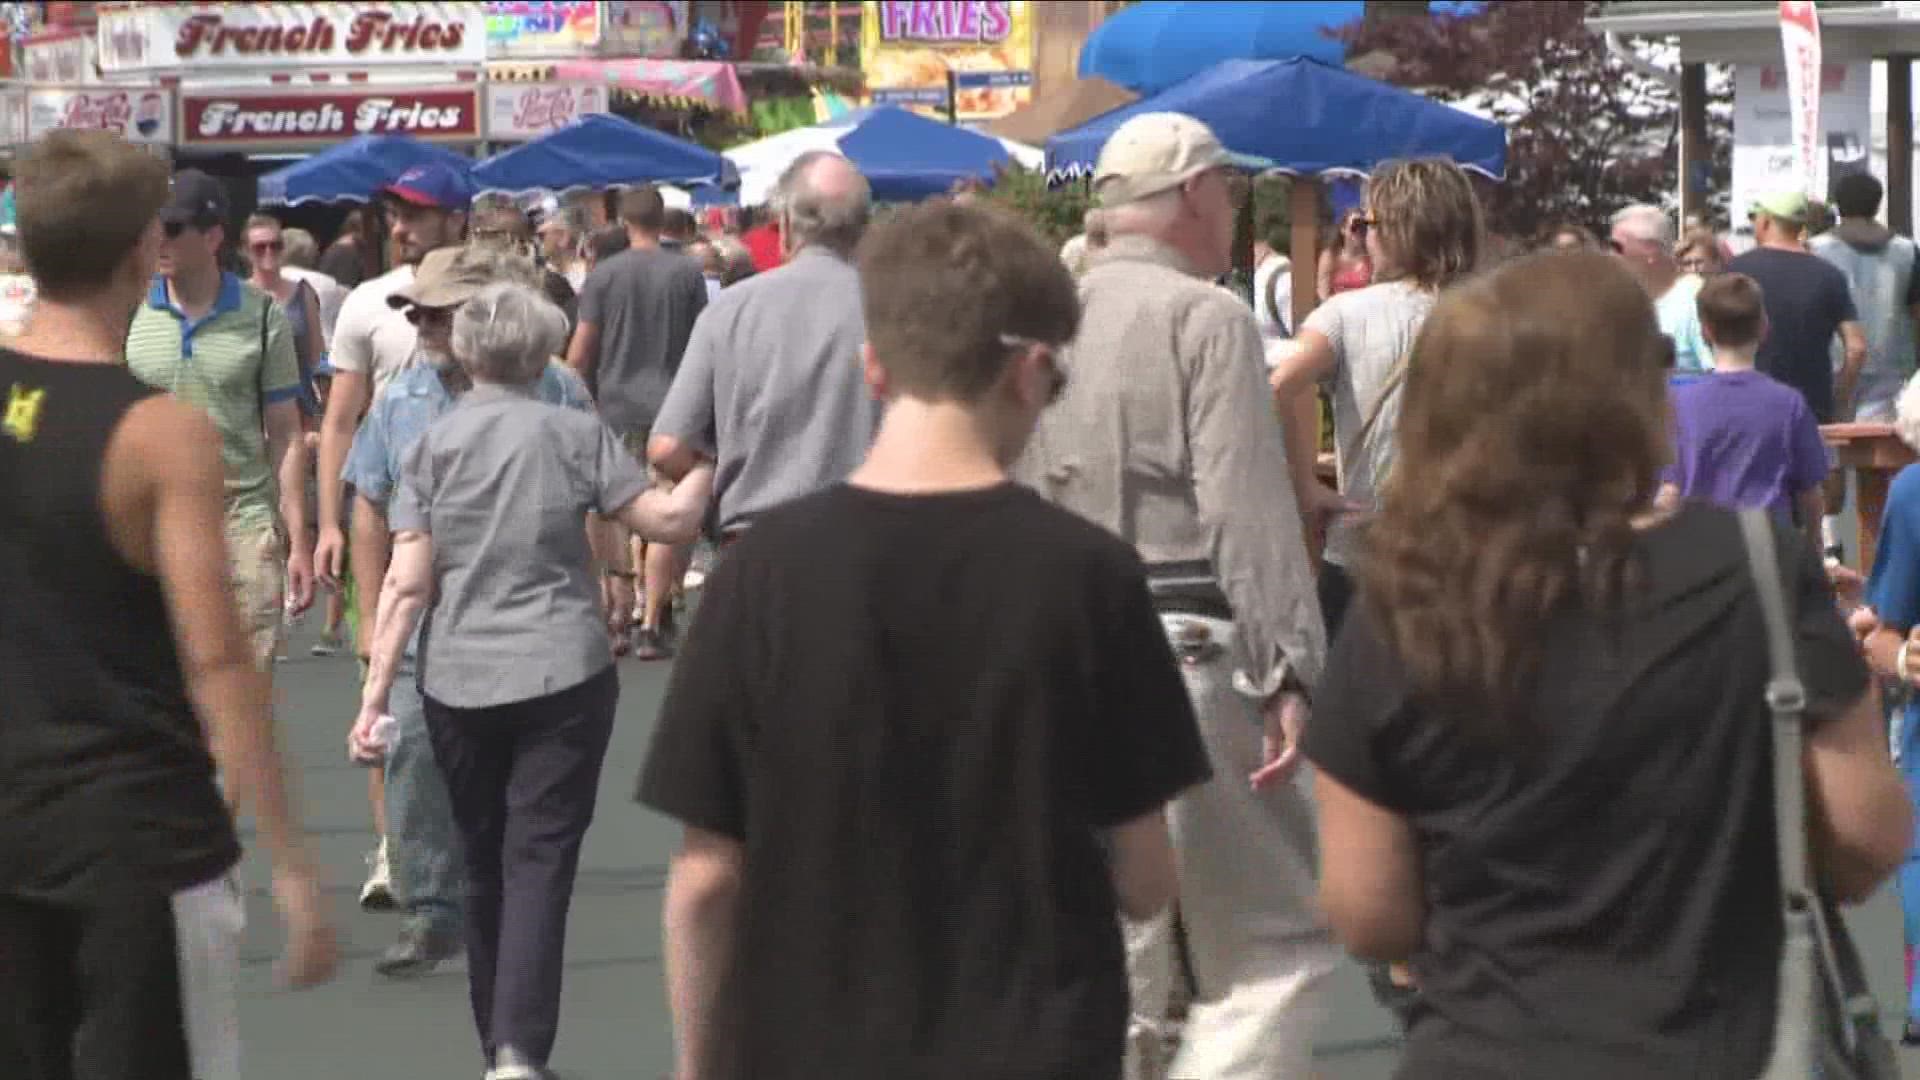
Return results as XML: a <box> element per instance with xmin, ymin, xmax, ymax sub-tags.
<box><xmin>1857</xmin><ymin>374</ymin><xmax>1920</xmax><ymax>1046</ymax></box>
<box><xmin>352</xmin><ymin>282</ymin><xmax>712</xmax><ymax>1080</ymax></box>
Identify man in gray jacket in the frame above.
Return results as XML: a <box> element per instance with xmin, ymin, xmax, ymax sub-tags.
<box><xmin>1014</xmin><ymin>113</ymin><xmax>1332</xmax><ymax>1080</ymax></box>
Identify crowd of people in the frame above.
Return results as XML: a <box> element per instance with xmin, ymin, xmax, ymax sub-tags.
<box><xmin>7</xmin><ymin>107</ymin><xmax>1920</xmax><ymax>1080</ymax></box>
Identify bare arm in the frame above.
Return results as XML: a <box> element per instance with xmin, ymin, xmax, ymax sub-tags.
<box><xmin>1807</xmin><ymin>684</ymin><xmax>1911</xmax><ymax>903</ymax></box>
<box><xmin>123</xmin><ymin>399</ymin><xmax>307</xmax><ymax>865</ymax></box>
<box><xmin>647</xmin><ymin>433</ymin><xmax>700</xmax><ymax>484</ymax></box>
<box><xmin>1105</xmin><ymin>808</ymin><xmax>1179</xmax><ymax>921</ymax></box>
<box><xmin>316</xmin><ymin>370</ymin><xmax>369</xmax><ymax>581</ymax></box>
<box><xmin>664</xmin><ymin>825</ymin><xmax>745</xmax><ymax>1080</ymax></box>
<box><xmin>350</xmin><ymin>494</ymin><xmax>390</xmax><ymax>657</ymax></box>
<box><xmin>267</xmin><ymin>401</ymin><xmax>311</xmax><ymax>609</ymax></box>
<box><xmin>613</xmin><ymin>463</ymin><xmax>715</xmax><ymax>545</ymax></box>
<box><xmin>359</xmin><ymin>529</ymin><xmax>432</xmax><ymax>717</ymax></box>
<box><xmin>1315</xmin><ymin>770</ymin><xmax>1423</xmax><ymax>962</ymax></box>
<box><xmin>1316</xmin><ymin>247</ymin><xmax>1336</xmax><ymax>303</ymax></box>
<box><xmin>1835</xmin><ymin>320</ymin><xmax>1869</xmax><ymax>415</ymax></box>
<box><xmin>1796</xmin><ymin>488</ymin><xmax>1825</xmax><ymax>553</ymax></box>
<box><xmin>565</xmin><ymin>320</ymin><xmax>601</xmax><ymax>382</ymax></box>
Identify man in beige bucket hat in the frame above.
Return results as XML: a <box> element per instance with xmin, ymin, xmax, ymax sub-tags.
<box><xmin>1015</xmin><ymin>112</ymin><xmax>1333</xmax><ymax>1080</ymax></box>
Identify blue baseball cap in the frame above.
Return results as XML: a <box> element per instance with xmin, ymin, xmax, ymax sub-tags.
<box><xmin>382</xmin><ymin>163</ymin><xmax>472</xmax><ymax>212</ymax></box>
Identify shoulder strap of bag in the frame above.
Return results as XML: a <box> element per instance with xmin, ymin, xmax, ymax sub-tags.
<box><xmin>1736</xmin><ymin>509</ymin><xmax>1814</xmax><ymax>904</ymax></box>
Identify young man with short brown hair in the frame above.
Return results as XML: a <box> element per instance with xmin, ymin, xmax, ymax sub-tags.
<box><xmin>0</xmin><ymin>129</ymin><xmax>334</xmax><ymax>1080</ymax></box>
<box><xmin>1660</xmin><ymin>271</ymin><xmax>1831</xmax><ymax>546</ymax></box>
<box><xmin>639</xmin><ymin>200</ymin><xmax>1206</xmax><ymax>1080</ymax></box>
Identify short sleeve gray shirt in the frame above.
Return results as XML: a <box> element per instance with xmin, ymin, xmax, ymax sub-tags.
<box><xmin>651</xmin><ymin>247</ymin><xmax>880</xmax><ymax>533</ymax></box>
<box><xmin>1301</xmin><ymin>280</ymin><xmax>1435</xmax><ymax>568</ymax></box>
<box><xmin>391</xmin><ymin>383</ymin><xmax>650</xmax><ymax>708</ymax></box>
<box><xmin>576</xmin><ymin>246</ymin><xmax>708</xmax><ymax>435</ymax></box>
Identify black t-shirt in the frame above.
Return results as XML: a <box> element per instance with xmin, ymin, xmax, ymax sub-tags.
<box><xmin>0</xmin><ymin>348</ymin><xmax>241</xmax><ymax>904</ymax></box>
<box><xmin>1724</xmin><ymin>246</ymin><xmax>1858</xmax><ymax>422</ymax></box>
<box><xmin>638</xmin><ymin>482</ymin><xmax>1210</xmax><ymax>1080</ymax></box>
<box><xmin>1304</xmin><ymin>504</ymin><xmax>1867</xmax><ymax>1080</ymax></box>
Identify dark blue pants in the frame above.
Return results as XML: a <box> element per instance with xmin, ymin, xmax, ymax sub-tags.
<box><xmin>424</xmin><ymin>665</ymin><xmax>619</xmax><ymax>1068</ymax></box>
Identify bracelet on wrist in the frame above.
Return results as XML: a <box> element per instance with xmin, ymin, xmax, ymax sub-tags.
<box><xmin>1898</xmin><ymin>639</ymin><xmax>1912</xmax><ymax>682</ymax></box>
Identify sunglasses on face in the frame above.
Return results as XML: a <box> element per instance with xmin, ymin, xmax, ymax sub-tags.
<box><xmin>162</xmin><ymin>220</ymin><xmax>191</xmax><ymax>239</ymax></box>
<box><xmin>250</xmin><ymin>239</ymin><xmax>283</xmax><ymax>255</ymax></box>
<box><xmin>1001</xmin><ymin>334</ymin><xmax>1068</xmax><ymax>404</ymax></box>
<box><xmin>405</xmin><ymin>305</ymin><xmax>455</xmax><ymax>327</ymax></box>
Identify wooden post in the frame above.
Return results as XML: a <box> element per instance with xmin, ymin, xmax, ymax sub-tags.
<box><xmin>1288</xmin><ymin>177</ymin><xmax>1319</xmax><ymax>339</ymax></box>
<box><xmin>1679</xmin><ymin>63</ymin><xmax>1708</xmax><ymax>224</ymax></box>
<box><xmin>1890</xmin><ymin>56</ymin><xmax>1914</xmax><ymax>236</ymax></box>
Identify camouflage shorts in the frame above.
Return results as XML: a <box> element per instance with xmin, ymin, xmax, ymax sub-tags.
<box><xmin>226</xmin><ymin>518</ymin><xmax>285</xmax><ymax>669</ymax></box>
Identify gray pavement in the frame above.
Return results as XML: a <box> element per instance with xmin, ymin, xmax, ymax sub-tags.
<box><xmin>241</xmin><ymin>619</ymin><xmax>1920</xmax><ymax>1079</ymax></box>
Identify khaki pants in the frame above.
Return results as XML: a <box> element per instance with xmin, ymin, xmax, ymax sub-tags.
<box><xmin>1125</xmin><ymin>613</ymin><xmax>1338</xmax><ymax>1080</ymax></box>
<box><xmin>226</xmin><ymin>518</ymin><xmax>285</xmax><ymax>669</ymax></box>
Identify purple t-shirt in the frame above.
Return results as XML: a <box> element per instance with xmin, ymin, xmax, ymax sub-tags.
<box><xmin>1663</xmin><ymin>368</ymin><xmax>1830</xmax><ymax>516</ymax></box>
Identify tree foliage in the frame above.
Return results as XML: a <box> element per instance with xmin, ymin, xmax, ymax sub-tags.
<box><xmin>1335</xmin><ymin>0</ymin><xmax>1731</xmax><ymax>239</ymax></box>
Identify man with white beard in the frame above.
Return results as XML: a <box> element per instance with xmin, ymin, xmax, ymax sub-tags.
<box><xmin>341</xmin><ymin>244</ymin><xmax>593</xmax><ymax>979</ymax></box>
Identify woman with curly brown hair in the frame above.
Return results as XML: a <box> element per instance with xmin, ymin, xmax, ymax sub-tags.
<box><xmin>1301</xmin><ymin>252</ymin><xmax>1909</xmax><ymax>1078</ymax></box>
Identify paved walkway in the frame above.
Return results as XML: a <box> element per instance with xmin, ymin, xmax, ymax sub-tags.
<box><xmin>237</xmin><ymin>620</ymin><xmax>1920</xmax><ymax>1079</ymax></box>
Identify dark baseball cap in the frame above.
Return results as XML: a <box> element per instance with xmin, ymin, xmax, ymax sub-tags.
<box><xmin>382</xmin><ymin>163</ymin><xmax>474</xmax><ymax>212</ymax></box>
<box><xmin>161</xmin><ymin>169</ymin><xmax>229</xmax><ymax>229</ymax></box>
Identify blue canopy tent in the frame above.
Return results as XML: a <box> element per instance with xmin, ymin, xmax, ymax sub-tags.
<box><xmin>256</xmin><ymin>134</ymin><xmax>473</xmax><ymax>206</ymax></box>
<box><xmin>835</xmin><ymin>106</ymin><xmax>1017</xmax><ymax>202</ymax></box>
<box><xmin>470</xmin><ymin>113</ymin><xmax>737</xmax><ymax>197</ymax></box>
<box><xmin>1047</xmin><ymin>57</ymin><xmax>1506</xmax><ymax>183</ymax></box>
<box><xmin>1079</xmin><ymin>1</ymin><xmax>1488</xmax><ymax>97</ymax></box>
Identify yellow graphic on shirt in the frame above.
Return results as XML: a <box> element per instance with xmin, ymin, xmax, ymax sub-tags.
<box><xmin>2</xmin><ymin>383</ymin><xmax>44</xmax><ymax>444</ymax></box>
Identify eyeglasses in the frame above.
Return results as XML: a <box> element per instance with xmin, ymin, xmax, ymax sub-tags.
<box><xmin>405</xmin><ymin>305</ymin><xmax>455</xmax><ymax>327</ymax></box>
<box><xmin>1679</xmin><ymin>257</ymin><xmax>1711</xmax><ymax>273</ymax></box>
<box><xmin>249</xmin><ymin>239</ymin><xmax>284</xmax><ymax>255</ymax></box>
<box><xmin>162</xmin><ymin>220</ymin><xmax>189</xmax><ymax>239</ymax></box>
<box><xmin>1000</xmin><ymin>334</ymin><xmax>1068</xmax><ymax>404</ymax></box>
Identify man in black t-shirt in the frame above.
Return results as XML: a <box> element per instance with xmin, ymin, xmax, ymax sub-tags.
<box><xmin>1725</xmin><ymin>190</ymin><xmax>1868</xmax><ymax>425</ymax></box>
<box><xmin>637</xmin><ymin>201</ymin><xmax>1209</xmax><ymax>1080</ymax></box>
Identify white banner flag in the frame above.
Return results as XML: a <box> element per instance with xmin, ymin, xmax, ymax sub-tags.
<box><xmin>1780</xmin><ymin>0</ymin><xmax>1824</xmax><ymax>195</ymax></box>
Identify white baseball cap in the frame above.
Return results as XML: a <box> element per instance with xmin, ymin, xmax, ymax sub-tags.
<box><xmin>1093</xmin><ymin>113</ymin><xmax>1232</xmax><ymax>207</ymax></box>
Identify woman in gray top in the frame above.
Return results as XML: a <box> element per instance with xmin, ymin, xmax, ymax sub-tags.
<box><xmin>352</xmin><ymin>282</ymin><xmax>711</xmax><ymax>1080</ymax></box>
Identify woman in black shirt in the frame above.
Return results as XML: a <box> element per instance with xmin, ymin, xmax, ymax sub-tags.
<box><xmin>1303</xmin><ymin>252</ymin><xmax>1910</xmax><ymax>1079</ymax></box>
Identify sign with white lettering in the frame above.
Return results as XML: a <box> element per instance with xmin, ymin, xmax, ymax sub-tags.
<box><xmin>486</xmin><ymin>82</ymin><xmax>608</xmax><ymax>141</ymax></box>
<box><xmin>26</xmin><ymin>86</ymin><xmax>173</xmax><ymax>144</ymax></box>
<box><xmin>179</xmin><ymin>87</ymin><xmax>480</xmax><ymax>149</ymax></box>
<box><xmin>96</xmin><ymin>2</ymin><xmax>488</xmax><ymax>73</ymax></box>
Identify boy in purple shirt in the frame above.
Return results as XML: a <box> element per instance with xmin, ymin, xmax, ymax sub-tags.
<box><xmin>1659</xmin><ymin>271</ymin><xmax>1829</xmax><ymax>546</ymax></box>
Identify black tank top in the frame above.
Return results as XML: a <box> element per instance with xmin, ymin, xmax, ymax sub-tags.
<box><xmin>0</xmin><ymin>347</ymin><xmax>239</xmax><ymax>903</ymax></box>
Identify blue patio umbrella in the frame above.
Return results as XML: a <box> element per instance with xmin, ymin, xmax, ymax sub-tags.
<box><xmin>257</xmin><ymin>135</ymin><xmax>473</xmax><ymax>207</ymax></box>
<box><xmin>1046</xmin><ymin>57</ymin><xmax>1506</xmax><ymax>183</ymax></box>
<box><xmin>471</xmin><ymin>113</ymin><xmax>737</xmax><ymax>197</ymax></box>
<box><xmin>1080</xmin><ymin>1</ymin><xmax>1490</xmax><ymax>97</ymax></box>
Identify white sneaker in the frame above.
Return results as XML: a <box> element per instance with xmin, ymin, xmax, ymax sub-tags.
<box><xmin>359</xmin><ymin>838</ymin><xmax>395</xmax><ymax>912</ymax></box>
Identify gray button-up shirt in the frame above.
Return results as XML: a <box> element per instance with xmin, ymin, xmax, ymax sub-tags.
<box><xmin>651</xmin><ymin>246</ymin><xmax>881</xmax><ymax>533</ymax></box>
<box><xmin>391</xmin><ymin>382</ymin><xmax>650</xmax><ymax>708</ymax></box>
<box><xmin>1013</xmin><ymin>235</ymin><xmax>1327</xmax><ymax>693</ymax></box>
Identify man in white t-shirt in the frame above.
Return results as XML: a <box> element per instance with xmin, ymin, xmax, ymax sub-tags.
<box><xmin>311</xmin><ymin>164</ymin><xmax>466</xmax><ymax>914</ymax></box>
<box><xmin>1252</xmin><ymin>234</ymin><xmax>1292</xmax><ymax>359</ymax></box>
<box><xmin>315</xmin><ymin>164</ymin><xmax>468</xmax><ymax>588</ymax></box>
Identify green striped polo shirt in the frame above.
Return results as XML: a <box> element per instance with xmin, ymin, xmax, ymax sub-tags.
<box><xmin>126</xmin><ymin>272</ymin><xmax>302</xmax><ymax>530</ymax></box>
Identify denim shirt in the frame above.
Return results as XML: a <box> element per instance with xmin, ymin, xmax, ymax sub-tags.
<box><xmin>343</xmin><ymin>360</ymin><xmax>593</xmax><ymax>659</ymax></box>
